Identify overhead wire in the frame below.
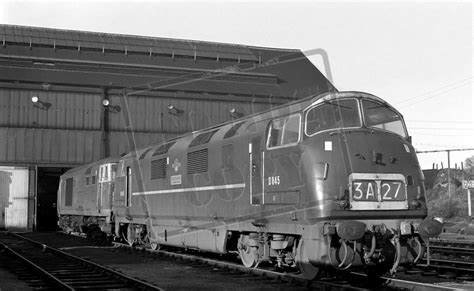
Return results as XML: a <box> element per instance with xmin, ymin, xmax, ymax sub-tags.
<box><xmin>399</xmin><ymin>80</ymin><xmax>473</xmax><ymax>109</ymax></box>
<box><xmin>396</xmin><ymin>76</ymin><xmax>473</xmax><ymax>106</ymax></box>
<box><xmin>397</xmin><ymin>78</ymin><xmax>473</xmax><ymax>156</ymax></box>
<box><xmin>407</xmin><ymin>120</ymin><xmax>473</xmax><ymax>124</ymax></box>
<box><xmin>413</xmin><ymin>142</ymin><xmax>473</xmax><ymax>148</ymax></box>
<box><xmin>410</xmin><ymin>132</ymin><xmax>474</xmax><ymax>136</ymax></box>
<box><xmin>409</xmin><ymin>127</ymin><xmax>473</xmax><ymax>131</ymax></box>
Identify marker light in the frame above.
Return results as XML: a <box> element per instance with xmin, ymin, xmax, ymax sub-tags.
<box><xmin>403</xmin><ymin>144</ymin><xmax>410</xmax><ymax>153</ymax></box>
<box><xmin>400</xmin><ymin>221</ymin><xmax>412</xmax><ymax>235</ymax></box>
<box><xmin>32</xmin><ymin>96</ymin><xmax>39</xmax><ymax>103</ymax></box>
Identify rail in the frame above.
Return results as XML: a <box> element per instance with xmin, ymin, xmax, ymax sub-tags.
<box><xmin>0</xmin><ymin>232</ymin><xmax>163</xmax><ymax>290</ymax></box>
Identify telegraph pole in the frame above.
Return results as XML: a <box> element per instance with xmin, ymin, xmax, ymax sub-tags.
<box><xmin>416</xmin><ymin>148</ymin><xmax>474</xmax><ymax>198</ymax></box>
<box><xmin>448</xmin><ymin>150</ymin><xmax>451</xmax><ymax>198</ymax></box>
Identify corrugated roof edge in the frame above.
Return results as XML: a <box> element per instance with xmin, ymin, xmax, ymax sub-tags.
<box><xmin>1</xmin><ymin>24</ymin><xmax>300</xmax><ymax>53</ymax></box>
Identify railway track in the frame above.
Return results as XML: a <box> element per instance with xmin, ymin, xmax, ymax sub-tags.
<box><xmin>412</xmin><ymin>239</ymin><xmax>474</xmax><ymax>279</ymax></box>
<box><xmin>65</xmin><ymin>230</ymin><xmax>471</xmax><ymax>290</ymax></box>
<box><xmin>110</xmin><ymin>241</ymin><xmax>386</xmax><ymax>291</ymax></box>
<box><xmin>116</xmin><ymin>237</ymin><xmax>474</xmax><ymax>290</ymax></box>
<box><xmin>112</xmin><ymin>239</ymin><xmax>449</xmax><ymax>291</ymax></box>
<box><xmin>113</xmin><ymin>240</ymin><xmax>474</xmax><ymax>290</ymax></box>
<box><xmin>7</xmin><ymin>231</ymin><xmax>468</xmax><ymax>290</ymax></box>
<box><xmin>0</xmin><ymin>232</ymin><xmax>162</xmax><ymax>290</ymax></box>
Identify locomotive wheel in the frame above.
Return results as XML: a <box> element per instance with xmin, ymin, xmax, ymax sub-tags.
<box><xmin>150</xmin><ymin>242</ymin><xmax>160</xmax><ymax>251</ymax></box>
<box><xmin>239</xmin><ymin>246</ymin><xmax>259</xmax><ymax>268</ymax></box>
<box><xmin>296</xmin><ymin>239</ymin><xmax>321</xmax><ymax>280</ymax></box>
<box><xmin>238</xmin><ymin>235</ymin><xmax>259</xmax><ymax>268</ymax></box>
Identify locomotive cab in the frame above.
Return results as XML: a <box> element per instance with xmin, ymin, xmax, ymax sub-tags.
<box><xmin>57</xmin><ymin>158</ymin><xmax>118</xmax><ymax>235</ymax></box>
<box><xmin>235</xmin><ymin>91</ymin><xmax>436</xmax><ymax>279</ymax></box>
<box><xmin>291</xmin><ymin>92</ymin><xmax>438</xmax><ymax>277</ymax></box>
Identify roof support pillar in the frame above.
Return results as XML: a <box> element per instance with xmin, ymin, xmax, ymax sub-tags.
<box><xmin>101</xmin><ymin>87</ymin><xmax>110</xmax><ymax>158</ymax></box>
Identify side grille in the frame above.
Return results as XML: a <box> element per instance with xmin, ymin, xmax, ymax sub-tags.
<box><xmin>153</xmin><ymin>141</ymin><xmax>176</xmax><ymax>156</ymax></box>
<box><xmin>187</xmin><ymin>149</ymin><xmax>208</xmax><ymax>174</ymax></box>
<box><xmin>139</xmin><ymin>148</ymin><xmax>152</xmax><ymax>160</ymax></box>
<box><xmin>189</xmin><ymin>130</ymin><xmax>218</xmax><ymax>148</ymax></box>
<box><xmin>65</xmin><ymin>178</ymin><xmax>73</xmax><ymax>206</ymax></box>
<box><xmin>224</xmin><ymin>122</ymin><xmax>244</xmax><ymax>139</ymax></box>
<box><xmin>222</xmin><ymin>144</ymin><xmax>233</xmax><ymax>168</ymax></box>
<box><xmin>151</xmin><ymin>158</ymin><xmax>167</xmax><ymax>180</ymax></box>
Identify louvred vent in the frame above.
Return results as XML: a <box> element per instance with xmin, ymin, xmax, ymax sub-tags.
<box><xmin>187</xmin><ymin>149</ymin><xmax>208</xmax><ymax>174</ymax></box>
<box><xmin>151</xmin><ymin>158</ymin><xmax>167</xmax><ymax>180</ymax></box>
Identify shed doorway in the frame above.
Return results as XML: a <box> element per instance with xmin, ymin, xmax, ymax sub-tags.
<box><xmin>36</xmin><ymin>167</ymin><xmax>69</xmax><ymax>231</ymax></box>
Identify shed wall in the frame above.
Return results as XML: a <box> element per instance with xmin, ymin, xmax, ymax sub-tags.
<box><xmin>0</xmin><ymin>88</ymin><xmax>102</xmax><ymax>130</ymax></box>
<box><xmin>0</xmin><ymin>87</ymin><xmax>270</xmax><ymax>165</ymax></box>
<box><xmin>0</xmin><ymin>88</ymin><xmax>270</xmax><ymax>133</ymax></box>
<box><xmin>0</xmin><ymin>128</ymin><xmax>178</xmax><ymax>164</ymax></box>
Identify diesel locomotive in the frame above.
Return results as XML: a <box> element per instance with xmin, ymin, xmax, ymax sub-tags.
<box><xmin>57</xmin><ymin>91</ymin><xmax>442</xmax><ymax>279</ymax></box>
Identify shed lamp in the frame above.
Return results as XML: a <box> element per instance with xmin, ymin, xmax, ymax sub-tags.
<box><xmin>31</xmin><ymin>96</ymin><xmax>52</xmax><ymax>110</ymax></box>
<box><xmin>102</xmin><ymin>99</ymin><xmax>121</xmax><ymax>113</ymax></box>
<box><xmin>229</xmin><ymin>108</ymin><xmax>244</xmax><ymax>118</ymax></box>
<box><xmin>167</xmin><ymin>104</ymin><xmax>184</xmax><ymax>115</ymax></box>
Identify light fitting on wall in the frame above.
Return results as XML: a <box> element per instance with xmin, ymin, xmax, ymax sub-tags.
<box><xmin>102</xmin><ymin>99</ymin><xmax>121</xmax><ymax>113</ymax></box>
<box><xmin>168</xmin><ymin>104</ymin><xmax>184</xmax><ymax>116</ymax></box>
<box><xmin>229</xmin><ymin>108</ymin><xmax>244</xmax><ymax>118</ymax></box>
<box><xmin>31</xmin><ymin>96</ymin><xmax>52</xmax><ymax>110</ymax></box>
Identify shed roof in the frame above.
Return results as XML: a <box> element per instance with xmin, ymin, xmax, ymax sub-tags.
<box><xmin>0</xmin><ymin>25</ymin><xmax>258</xmax><ymax>62</ymax></box>
<box><xmin>0</xmin><ymin>24</ymin><xmax>335</xmax><ymax>100</ymax></box>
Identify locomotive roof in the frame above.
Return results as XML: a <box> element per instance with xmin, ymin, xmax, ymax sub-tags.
<box><xmin>62</xmin><ymin>156</ymin><xmax>120</xmax><ymax>177</ymax></box>
<box><xmin>122</xmin><ymin>91</ymin><xmax>399</xmax><ymax>160</ymax></box>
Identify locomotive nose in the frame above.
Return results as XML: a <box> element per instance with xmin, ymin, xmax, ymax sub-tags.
<box><xmin>333</xmin><ymin>130</ymin><xmax>411</xmax><ymax>175</ymax></box>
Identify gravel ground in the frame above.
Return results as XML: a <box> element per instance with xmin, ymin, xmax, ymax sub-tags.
<box><xmin>19</xmin><ymin>232</ymin><xmax>307</xmax><ymax>290</ymax></box>
<box><xmin>65</xmin><ymin>246</ymin><xmax>306</xmax><ymax>290</ymax></box>
<box><xmin>19</xmin><ymin>232</ymin><xmax>474</xmax><ymax>290</ymax></box>
<box><xmin>0</xmin><ymin>268</ymin><xmax>32</xmax><ymax>291</ymax></box>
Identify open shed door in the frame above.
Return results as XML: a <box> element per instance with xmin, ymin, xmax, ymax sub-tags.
<box><xmin>0</xmin><ymin>166</ymin><xmax>30</xmax><ymax>231</ymax></box>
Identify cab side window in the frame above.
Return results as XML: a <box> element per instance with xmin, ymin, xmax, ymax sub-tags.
<box><xmin>267</xmin><ymin>114</ymin><xmax>301</xmax><ymax>149</ymax></box>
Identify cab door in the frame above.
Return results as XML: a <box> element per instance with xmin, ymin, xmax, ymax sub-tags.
<box><xmin>125</xmin><ymin>166</ymin><xmax>132</xmax><ymax>208</ymax></box>
<box><xmin>97</xmin><ymin>165</ymin><xmax>105</xmax><ymax>213</ymax></box>
<box><xmin>262</xmin><ymin>113</ymin><xmax>302</xmax><ymax>205</ymax></box>
<box><xmin>249</xmin><ymin>136</ymin><xmax>263</xmax><ymax>205</ymax></box>
<box><xmin>98</xmin><ymin>164</ymin><xmax>114</xmax><ymax>213</ymax></box>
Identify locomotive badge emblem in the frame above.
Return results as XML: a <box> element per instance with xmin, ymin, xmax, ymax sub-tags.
<box><xmin>172</xmin><ymin>158</ymin><xmax>181</xmax><ymax>172</ymax></box>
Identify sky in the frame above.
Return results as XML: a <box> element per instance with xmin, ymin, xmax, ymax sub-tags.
<box><xmin>1</xmin><ymin>1</ymin><xmax>473</xmax><ymax>170</ymax></box>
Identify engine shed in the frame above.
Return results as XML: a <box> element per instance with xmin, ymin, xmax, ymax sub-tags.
<box><xmin>0</xmin><ymin>24</ymin><xmax>335</xmax><ymax>231</ymax></box>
